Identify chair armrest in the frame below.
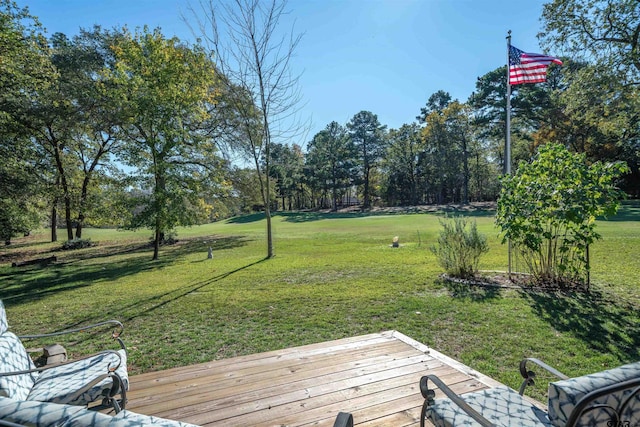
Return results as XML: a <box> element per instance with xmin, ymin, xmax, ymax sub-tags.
<box><xmin>519</xmin><ymin>357</ymin><xmax>569</xmax><ymax>395</ymax></box>
<box><xmin>419</xmin><ymin>375</ymin><xmax>495</xmax><ymax>427</ymax></box>
<box><xmin>0</xmin><ymin>349</ymin><xmax>123</xmax><ymax>378</ymax></box>
<box><xmin>18</xmin><ymin>320</ymin><xmax>126</xmax><ymax>350</ymax></box>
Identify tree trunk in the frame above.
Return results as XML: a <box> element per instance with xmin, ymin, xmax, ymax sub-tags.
<box><xmin>256</xmin><ymin>136</ymin><xmax>274</xmax><ymax>258</ymax></box>
<box><xmin>75</xmin><ymin>213</ymin><xmax>84</xmax><ymax>239</ymax></box>
<box><xmin>331</xmin><ymin>179</ymin><xmax>338</xmax><ymax>211</ymax></box>
<box><xmin>51</xmin><ymin>199</ymin><xmax>58</xmax><ymax>242</ymax></box>
<box><xmin>76</xmin><ymin>157</ymin><xmax>100</xmax><ymax>239</ymax></box>
<box><xmin>153</xmin><ymin>159</ymin><xmax>165</xmax><ymax>261</ymax></box>
<box><xmin>462</xmin><ymin>137</ymin><xmax>469</xmax><ymax>205</ymax></box>
<box><xmin>64</xmin><ymin>194</ymin><xmax>73</xmax><ymax>241</ymax></box>
<box><xmin>53</xmin><ymin>142</ymin><xmax>74</xmax><ymax>241</ymax></box>
<box><xmin>265</xmin><ymin>205</ymin><xmax>273</xmax><ymax>258</ymax></box>
<box><xmin>153</xmin><ymin>220</ymin><xmax>161</xmax><ymax>261</ymax></box>
<box><xmin>363</xmin><ymin>165</ymin><xmax>371</xmax><ymax>209</ymax></box>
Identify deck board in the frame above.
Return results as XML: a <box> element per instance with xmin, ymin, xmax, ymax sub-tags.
<box><xmin>124</xmin><ymin>330</ymin><xmax>510</xmax><ymax>426</ymax></box>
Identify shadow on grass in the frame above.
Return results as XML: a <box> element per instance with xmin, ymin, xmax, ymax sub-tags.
<box><xmin>0</xmin><ymin>238</ymin><xmax>50</xmax><ymax>253</ymax></box>
<box><xmin>54</xmin><ymin>258</ymin><xmax>266</xmax><ymax>336</ymax></box>
<box><xmin>225</xmin><ymin>204</ymin><xmax>496</xmax><ymax>224</ymax></box>
<box><xmin>0</xmin><ymin>235</ymin><xmax>250</xmax><ymax>307</ymax></box>
<box><xmin>437</xmin><ymin>278</ymin><xmax>502</xmax><ymax>301</ymax></box>
<box><xmin>225</xmin><ymin>212</ymin><xmax>266</xmax><ymax>223</ymax></box>
<box><xmin>1</xmin><ymin>253</ymin><xmax>159</xmax><ymax>306</ymax></box>
<box><xmin>598</xmin><ymin>199</ymin><xmax>640</xmax><ymax>222</ymax></box>
<box><xmin>4</xmin><ymin>257</ymin><xmax>268</xmax><ymax>347</ymax></box>
<box><xmin>520</xmin><ymin>287</ymin><xmax>640</xmax><ymax>362</ymax></box>
<box><xmin>279</xmin><ymin>211</ymin><xmax>378</xmax><ymax>222</ymax></box>
<box><xmin>112</xmin><ymin>258</ymin><xmax>268</xmax><ymax>326</ymax></box>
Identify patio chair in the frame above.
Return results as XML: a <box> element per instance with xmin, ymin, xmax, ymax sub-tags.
<box><xmin>420</xmin><ymin>357</ymin><xmax>640</xmax><ymax>426</ymax></box>
<box><xmin>0</xmin><ymin>300</ymin><xmax>128</xmax><ymax>413</ymax></box>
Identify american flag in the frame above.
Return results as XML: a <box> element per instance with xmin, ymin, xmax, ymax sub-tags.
<box><xmin>509</xmin><ymin>45</ymin><xmax>562</xmax><ymax>85</ymax></box>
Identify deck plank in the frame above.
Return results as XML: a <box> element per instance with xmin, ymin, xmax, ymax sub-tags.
<box><xmin>125</xmin><ymin>330</ymin><xmax>524</xmax><ymax>426</ymax></box>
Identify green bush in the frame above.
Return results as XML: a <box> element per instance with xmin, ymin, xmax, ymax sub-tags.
<box><xmin>496</xmin><ymin>143</ymin><xmax>628</xmax><ymax>287</ymax></box>
<box><xmin>61</xmin><ymin>238</ymin><xmax>95</xmax><ymax>250</ymax></box>
<box><xmin>430</xmin><ymin>217</ymin><xmax>489</xmax><ymax>278</ymax></box>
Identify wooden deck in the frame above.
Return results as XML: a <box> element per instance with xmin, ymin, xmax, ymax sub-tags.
<box><xmin>125</xmin><ymin>330</ymin><xmax>506</xmax><ymax>426</ymax></box>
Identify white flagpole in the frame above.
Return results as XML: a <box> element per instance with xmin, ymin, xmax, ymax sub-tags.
<box><xmin>506</xmin><ymin>30</ymin><xmax>512</xmax><ymax>276</ymax></box>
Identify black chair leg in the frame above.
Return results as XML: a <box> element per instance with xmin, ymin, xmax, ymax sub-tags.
<box><xmin>333</xmin><ymin>412</ymin><xmax>354</xmax><ymax>427</ymax></box>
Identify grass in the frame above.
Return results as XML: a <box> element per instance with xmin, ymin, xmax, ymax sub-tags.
<box><xmin>1</xmin><ymin>201</ymin><xmax>639</xmax><ymax>402</ymax></box>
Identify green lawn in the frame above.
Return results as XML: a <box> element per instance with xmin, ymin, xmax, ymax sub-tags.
<box><xmin>1</xmin><ymin>202</ymin><xmax>639</xmax><ymax>400</ymax></box>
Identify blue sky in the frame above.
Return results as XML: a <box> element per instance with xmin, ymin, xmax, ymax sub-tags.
<box><xmin>24</xmin><ymin>0</ymin><xmax>549</xmax><ymax>145</ymax></box>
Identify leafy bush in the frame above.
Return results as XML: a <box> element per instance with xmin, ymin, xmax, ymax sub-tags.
<box><xmin>431</xmin><ymin>217</ymin><xmax>489</xmax><ymax>278</ymax></box>
<box><xmin>496</xmin><ymin>143</ymin><xmax>628</xmax><ymax>287</ymax></box>
<box><xmin>61</xmin><ymin>238</ymin><xmax>95</xmax><ymax>250</ymax></box>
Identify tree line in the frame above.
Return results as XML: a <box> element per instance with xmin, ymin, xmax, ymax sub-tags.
<box><xmin>1</xmin><ymin>0</ymin><xmax>638</xmax><ymax>259</ymax></box>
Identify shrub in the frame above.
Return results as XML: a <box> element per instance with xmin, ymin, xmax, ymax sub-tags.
<box><xmin>61</xmin><ymin>238</ymin><xmax>95</xmax><ymax>250</ymax></box>
<box><xmin>430</xmin><ymin>217</ymin><xmax>489</xmax><ymax>278</ymax></box>
<box><xmin>496</xmin><ymin>143</ymin><xmax>628</xmax><ymax>287</ymax></box>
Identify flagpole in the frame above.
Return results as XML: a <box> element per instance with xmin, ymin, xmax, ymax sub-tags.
<box><xmin>506</xmin><ymin>30</ymin><xmax>512</xmax><ymax>276</ymax></box>
<box><xmin>506</xmin><ymin>30</ymin><xmax>512</xmax><ymax>176</ymax></box>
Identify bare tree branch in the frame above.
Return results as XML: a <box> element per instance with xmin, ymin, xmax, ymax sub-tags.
<box><xmin>184</xmin><ymin>0</ymin><xmax>308</xmax><ymax>258</ymax></box>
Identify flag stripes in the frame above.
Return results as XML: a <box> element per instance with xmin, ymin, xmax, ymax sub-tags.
<box><xmin>508</xmin><ymin>45</ymin><xmax>562</xmax><ymax>85</ymax></box>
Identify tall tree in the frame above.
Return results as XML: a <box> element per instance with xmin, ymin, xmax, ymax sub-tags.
<box><xmin>48</xmin><ymin>28</ymin><xmax>126</xmax><ymax>239</ymax></box>
<box><xmin>347</xmin><ymin>111</ymin><xmax>386</xmax><ymax>209</ymax></box>
<box><xmin>420</xmin><ymin>93</ymin><xmax>464</xmax><ymax>204</ymax></box>
<box><xmin>417</xmin><ymin>90</ymin><xmax>452</xmax><ymax>122</ymax></box>
<box><xmin>269</xmin><ymin>143</ymin><xmax>304</xmax><ymax>210</ymax></box>
<box><xmin>382</xmin><ymin>123</ymin><xmax>422</xmax><ymax>206</ymax></box>
<box><xmin>18</xmin><ymin>29</ymin><xmax>108</xmax><ymax>242</ymax></box>
<box><xmin>306</xmin><ymin>122</ymin><xmax>356</xmax><ymax>211</ymax></box>
<box><xmin>188</xmin><ymin>0</ymin><xmax>305</xmax><ymax>259</ymax></box>
<box><xmin>109</xmin><ymin>27</ymin><xmax>221</xmax><ymax>260</ymax></box>
<box><xmin>0</xmin><ymin>0</ymin><xmax>53</xmax><ymax>242</ymax></box>
<box><xmin>422</xmin><ymin>108</ymin><xmax>458</xmax><ymax>204</ymax></box>
<box><xmin>19</xmin><ymin>30</ymin><xmax>113</xmax><ymax>243</ymax></box>
<box><xmin>442</xmin><ymin>102</ymin><xmax>473</xmax><ymax>204</ymax></box>
<box><xmin>0</xmin><ymin>132</ymin><xmax>44</xmax><ymax>244</ymax></box>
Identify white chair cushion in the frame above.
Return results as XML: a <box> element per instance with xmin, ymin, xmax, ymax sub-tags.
<box><xmin>0</xmin><ymin>396</ymin><xmax>201</xmax><ymax>427</ymax></box>
<box><xmin>0</xmin><ymin>395</ymin><xmax>88</xmax><ymax>427</ymax></box>
<box><xmin>428</xmin><ymin>386</ymin><xmax>552</xmax><ymax>427</ymax></box>
<box><xmin>110</xmin><ymin>410</ymin><xmax>200</xmax><ymax>426</ymax></box>
<box><xmin>0</xmin><ymin>300</ymin><xmax>8</xmax><ymax>334</ymax></box>
<box><xmin>0</xmin><ymin>331</ymin><xmax>38</xmax><ymax>401</ymax></box>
